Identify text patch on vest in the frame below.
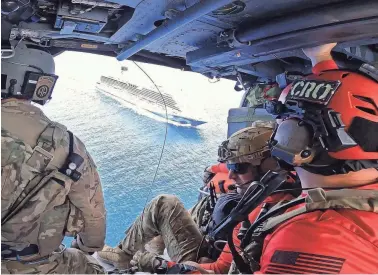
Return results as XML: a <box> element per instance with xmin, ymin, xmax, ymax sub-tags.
<box><xmin>288</xmin><ymin>80</ymin><xmax>340</xmax><ymax>105</ymax></box>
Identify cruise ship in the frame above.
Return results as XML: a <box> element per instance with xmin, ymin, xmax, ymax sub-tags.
<box><xmin>96</xmin><ymin>76</ymin><xmax>207</xmax><ymax>127</ymax></box>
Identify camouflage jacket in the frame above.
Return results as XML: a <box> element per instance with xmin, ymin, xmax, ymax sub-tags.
<box><xmin>1</xmin><ymin>99</ymin><xmax>106</xmax><ymax>259</ymax></box>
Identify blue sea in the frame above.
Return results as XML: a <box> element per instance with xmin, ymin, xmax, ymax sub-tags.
<box><xmin>42</xmin><ymin>52</ymin><xmax>243</xmax><ymax>246</ymax></box>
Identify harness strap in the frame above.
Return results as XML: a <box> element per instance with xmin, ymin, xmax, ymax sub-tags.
<box><xmin>219</xmin><ymin>180</ymin><xmax>226</xmax><ymax>193</ymax></box>
<box><xmin>262</xmin><ymin>188</ymin><xmax>378</xmax><ymax>232</ymax></box>
<box><xmin>58</xmin><ymin>131</ymin><xmax>84</xmax><ymax>182</ymax></box>
<box><xmin>68</xmin><ymin>130</ymin><xmax>74</xmax><ymax>155</ymax></box>
<box><xmin>262</xmin><ymin>205</ymin><xmax>306</xmax><ymax>231</ymax></box>
<box><xmin>1</xmin><ymin>244</ymin><xmax>39</xmax><ymax>259</ymax></box>
<box><xmin>3</xmin><ymin>244</ymin><xmax>66</xmax><ymax>268</ymax></box>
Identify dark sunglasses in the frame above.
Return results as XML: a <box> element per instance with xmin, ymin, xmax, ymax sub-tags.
<box><xmin>227</xmin><ymin>163</ymin><xmax>250</xmax><ymax>175</ymax></box>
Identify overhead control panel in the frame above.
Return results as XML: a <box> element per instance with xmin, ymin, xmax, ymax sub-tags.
<box><xmin>54</xmin><ymin>2</ymin><xmax>108</xmax><ymax>34</ymax></box>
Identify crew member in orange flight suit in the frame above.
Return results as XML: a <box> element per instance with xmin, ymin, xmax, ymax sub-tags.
<box><xmin>188</xmin><ymin>167</ymin><xmax>299</xmax><ymax>274</ymax></box>
<box><xmin>254</xmin><ymin>43</ymin><xmax>378</xmax><ymax>274</ymax></box>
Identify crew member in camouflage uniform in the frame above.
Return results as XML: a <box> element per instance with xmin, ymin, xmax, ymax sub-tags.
<box><xmin>1</xmin><ymin>42</ymin><xmax>106</xmax><ymax>273</ymax></box>
<box><xmin>97</xmin><ymin>122</ymin><xmax>278</xmax><ymax>273</ymax></box>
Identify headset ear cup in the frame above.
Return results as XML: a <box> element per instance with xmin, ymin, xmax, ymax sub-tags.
<box><xmin>260</xmin><ymin>157</ymin><xmax>280</xmax><ymax>173</ymax></box>
<box><xmin>270</xmin><ymin>119</ymin><xmax>314</xmax><ymax>166</ymax></box>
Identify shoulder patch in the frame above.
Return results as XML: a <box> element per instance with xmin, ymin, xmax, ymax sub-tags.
<box><xmin>26</xmin><ymin>146</ymin><xmax>54</xmax><ymax>172</ymax></box>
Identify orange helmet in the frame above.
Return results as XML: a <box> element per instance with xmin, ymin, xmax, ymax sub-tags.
<box><xmin>269</xmin><ymin>64</ymin><xmax>378</xmax><ymax>174</ymax></box>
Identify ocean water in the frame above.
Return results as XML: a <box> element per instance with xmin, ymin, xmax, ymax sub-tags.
<box><xmin>42</xmin><ymin>52</ymin><xmax>243</xmax><ymax>246</ymax></box>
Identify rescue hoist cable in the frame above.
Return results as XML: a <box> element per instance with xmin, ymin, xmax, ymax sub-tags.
<box><xmin>134</xmin><ymin>61</ymin><xmax>207</xmax><ymax>223</ymax></box>
<box><xmin>272</xmin><ymin>181</ymin><xmax>378</xmax><ymax>194</ymax></box>
<box><xmin>132</xmin><ymin>61</ymin><xmax>169</xmax><ymax>215</ymax></box>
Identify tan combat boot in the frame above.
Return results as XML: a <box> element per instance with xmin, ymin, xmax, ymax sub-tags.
<box><xmin>97</xmin><ymin>245</ymin><xmax>131</xmax><ymax>270</ymax></box>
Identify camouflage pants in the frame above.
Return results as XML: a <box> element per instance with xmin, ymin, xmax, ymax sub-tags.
<box><xmin>120</xmin><ymin>194</ymin><xmax>203</xmax><ymax>263</ymax></box>
<box><xmin>2</xmin><ymin>247</ymin><xmax>104</xmax><ymax>274</ymax></box>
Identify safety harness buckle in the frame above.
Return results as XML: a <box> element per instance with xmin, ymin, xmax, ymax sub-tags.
<box><xmin>59</xmin><ymin>131</ymin><xmax>84</xmax><ymax>182</ymax></box>
<box><xmin>61</xmin><ymin>153</ymin><xmax>83</xmax><ymax>182</ymax></box>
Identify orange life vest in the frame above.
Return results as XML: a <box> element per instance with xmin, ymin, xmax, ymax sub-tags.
<box><xmin>207</xmin><ymin>163</ymin><xmax>234</xmax><ymax>194</ymax></box>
